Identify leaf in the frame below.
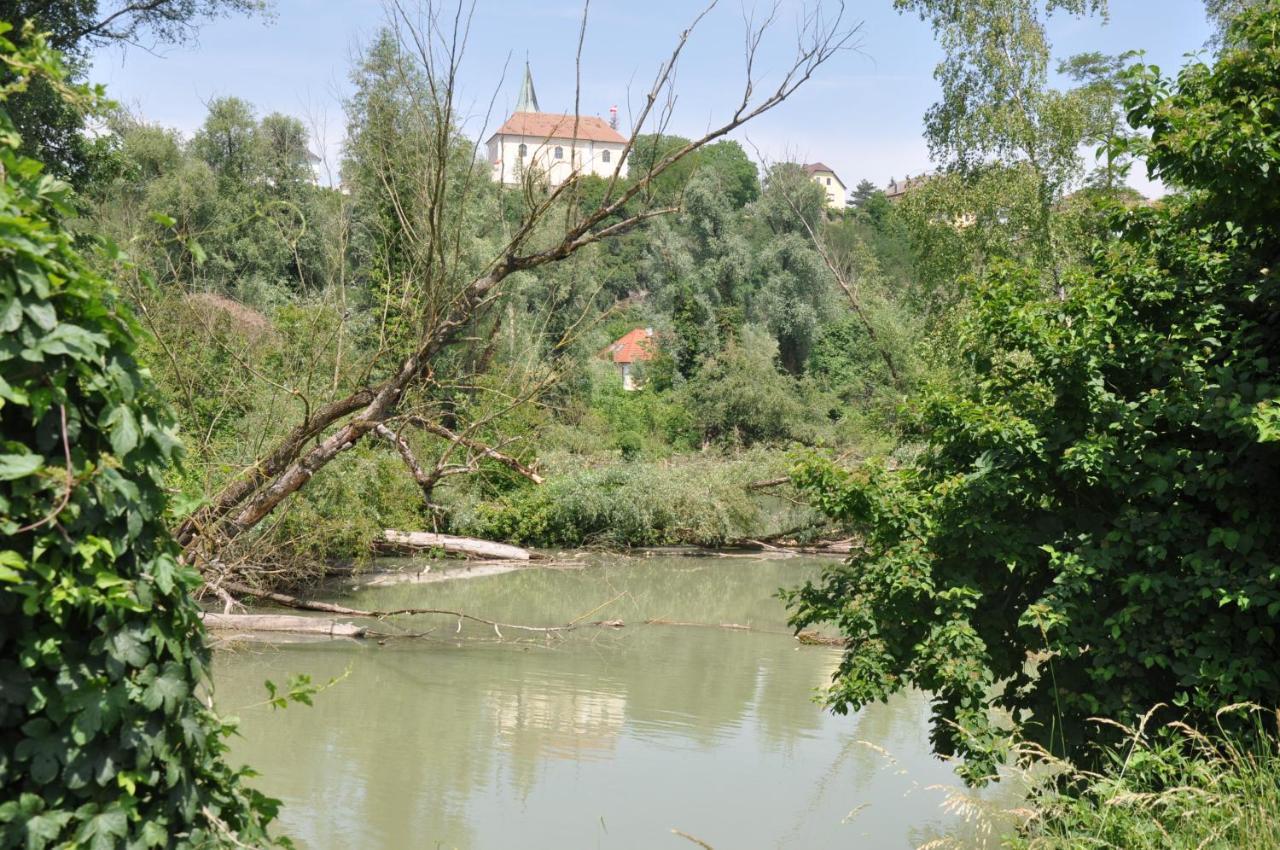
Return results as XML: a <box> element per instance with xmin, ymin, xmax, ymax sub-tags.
<box><xmin>0</xmin><ymin>296</ymin><xmax>21</xmax><ymax>333</ymax></box>
<box><xmin>142</xmin><ymin>663</ymin><xmax>189</xmax><ymax>714</ymax></box>
<box><xmin>108</xmin><ymin>628</ymin><xmax>150</xmax><ymax>669</ymax></box>
<box><xmin>0</xmin><ymin>453</ymin><xmax>42</xmax><ymax>481</ymax></box>
<box><xmin>23</xmin><ymin>300</ymin><xmax>57</xmax><ymax>331</ymax></box>
<box><xmin>76</xmin><ymin>809</ymin><xmax>127</xmax><ymax>850</ymax></box>
<box><xmin>102</xmin><ymin>405</ymin><xmax>140</xmax><ymax>458</ymax></box>
<box><xmin>24</xmin><ymin>809</ymin><xmax>72</xmax><ymax>850</ymax></box>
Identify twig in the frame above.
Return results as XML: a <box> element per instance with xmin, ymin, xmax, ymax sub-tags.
<box><xmin>672</xmin><ymin>829</ymin><xmax>716</xmax><ymax>849</ymax></box>
<box><xmin>16</xmin><ymin>405</ymin><xmax>74</xmax><ymax>534</ymax></box>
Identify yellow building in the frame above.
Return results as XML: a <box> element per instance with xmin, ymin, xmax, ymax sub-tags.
<box><xmin>803</xmin><ymin>162</ymin><xmax>847</xmax><ymax>211</ymax></box>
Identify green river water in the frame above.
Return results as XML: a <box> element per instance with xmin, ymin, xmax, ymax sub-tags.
<box><xmin>213</xmin><ymin>553</ymin><xmax>1006</xmax><ymax>849</ymax></box>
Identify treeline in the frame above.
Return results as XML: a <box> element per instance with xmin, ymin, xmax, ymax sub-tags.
<box><xmin>49</xmin><ymin>30</ymin><xmax>937</xmax><ymax>560</ymax></box>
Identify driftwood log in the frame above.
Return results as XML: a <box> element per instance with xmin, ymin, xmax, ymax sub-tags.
<box><xmin>379</xmin><ymin>530</ymin><xmax>532</xmax><ymax>561</ymax></box>
<box><xmin>201</xmin><ymin>612</ymin><xmax>367</xmax><ymax>638</ymax></box>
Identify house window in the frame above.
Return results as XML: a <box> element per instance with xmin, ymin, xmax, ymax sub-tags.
<box><xmin>518</xmin><ymin>143</ymin><xmax>527</xmax><ymax>158</ymax></box>
<box><xmin>602</xmin><ymin>149</ymin><xmax>611</xmax><ymax>163</ymax></box>
<box><xmin>554</xmin><ymin>146</ymin><xmax>564</xmax><ymax>159</ymax></box>
<box><xmin>825</xmin><ymin>177</ymin><xmax>831</xmax><ymax>185</ymax></box>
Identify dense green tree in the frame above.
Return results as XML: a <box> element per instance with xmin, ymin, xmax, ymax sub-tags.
<box><xmin>749</xmin><ymin>163</ymin><xmax>833</xmax><ymax>373</ymax></box>
<box><xmin>627</xmin><ymin>134</ymin><xmax>759</xmax><ymax>208</ymax></box>
<box><xmin>2</xmin><ymin>0</ymin><xmax>268</xmax><ymax>182</ymax></box>
<box><xmin>787</xmin><ymin>2</ymin><xmax>1280</xmax><ymax>778</ymax></box>
<box><xmin>897</xmin><ymin>0</ymin><xmax>1107</xmax><ymax>289</ymax></box>
<box><xmin>685</xmin><ymin>325</ymin><xmax>802</xmax><ymax>445</ymax></box>
<box><xmin>849</xmin><ymin>178</ymin><xmax>877</xmax><ymax>209</ymax></box>
<box><xmin>191</xmin><ymin>96</ymin><xmax>258</xmax><ymax>182</ymax></box>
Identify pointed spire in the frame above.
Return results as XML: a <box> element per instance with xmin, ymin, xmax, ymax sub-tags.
<box><xmin>516</xmin><ymin>61</ymin><xmax>540</xmax><ymax>113</ymax></box>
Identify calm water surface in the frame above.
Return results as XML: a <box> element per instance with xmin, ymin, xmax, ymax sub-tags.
<box><xmin>213</xmin><ymin>554</ymin><xmax>1002</xmax><ymax>849</ymax></box>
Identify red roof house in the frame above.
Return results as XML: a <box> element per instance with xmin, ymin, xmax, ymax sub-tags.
<box><xmin>601</xmin><ymin>328</ymin><xmax>656</xmax><ymax>390</ymax></box>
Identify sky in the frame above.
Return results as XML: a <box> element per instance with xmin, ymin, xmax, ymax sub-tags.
<box><xmin>90</xmin><ymin>0</ymin><xmax>1217</xmax><ymax>197</ymax></box>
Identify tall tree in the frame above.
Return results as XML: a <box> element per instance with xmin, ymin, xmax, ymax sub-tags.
<box><xmin>896</xmin><ymin>0</ymin><xmax>1105</xmax><ymax>291</ymax></box>
<box><xmin>788</xmin><ymin>0</ymin><xmax>1280</xmax><ymax>779</ymax></box>
<box><xmin>849</xmin><ymin>178</ymin><xmax>877</xmax><ymax>208</ymax></box>
<box><xmin>2</xmin><ymin>0</ymin><xmax>269</xmax><ymax>182</ymax></box>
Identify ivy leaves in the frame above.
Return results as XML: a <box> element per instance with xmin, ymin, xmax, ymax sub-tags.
<box><xmin>0</xmin><ymin>31</ymin><xmax>281</xmax><ymax>850</ymax></box>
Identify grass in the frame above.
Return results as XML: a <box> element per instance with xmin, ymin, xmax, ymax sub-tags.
<box><xmin>1009</xmin><ymin>705</ymin><xmax>1280</xmax><ymax>849</ymax></box>
<box><xmin>915</xmin><ymin>705</ymin><xmax>1280</xmax><ymax>849</ymax></box>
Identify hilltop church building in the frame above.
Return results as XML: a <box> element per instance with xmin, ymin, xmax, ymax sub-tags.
<box><xmin>486</xmin><ymin>65</ymin><xmax>628</xmax><ymax>187</ymax></box>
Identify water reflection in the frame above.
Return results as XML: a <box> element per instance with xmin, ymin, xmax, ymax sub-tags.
<box><xmin>214</xmin><ymin>555</ymin><xmax>1005</xmax><ymax>849</ymax></box>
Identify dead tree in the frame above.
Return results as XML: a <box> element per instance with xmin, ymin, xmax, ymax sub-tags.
<box><xmin>175</xmin><ymin>0</ymin><xmax>858</xmax><ymax>571</ymax></box>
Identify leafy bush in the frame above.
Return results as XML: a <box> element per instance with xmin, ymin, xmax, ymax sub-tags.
<box><xmin>787</xmin><ymin>3</ymin><xmax>1280</xmax><ymax>779</ymax></box>
<box><xmin>0</xmin><ymin>29</ymin><xmax>278</xmax><ymax>848</ymax></box>
<box><xmin>262</xmin><ymin>442</ymin><xmax>428</xmax><ymax>565</ymax></box>
<box><xmin>684</xmin><ymin>324</ymin><xmax>803</xmax><ymax>446</ymax></box>
<box><xmin>451</xmin><ymin>452</ymin><xmax>808</xmax><ymax>548</ymax></box>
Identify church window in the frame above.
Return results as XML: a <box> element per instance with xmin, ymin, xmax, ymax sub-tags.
<box><xmin>555</xmin><ymin>146</ymin><xmax>564</xmax><ymax>159</ymax></box>
<box><xmin>602</xmin><ymin>149</ymin><xmax>611</xmax><ymax>163</ymax></box>
<box><xmin>518</xmin><ymin>143</ymin><xmax>527</xmax><ymax>158</ymax></box>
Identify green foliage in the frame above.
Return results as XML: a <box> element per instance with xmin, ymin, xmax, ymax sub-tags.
<box><xmin>3</xmin><ymin>0</ymin><xmax>268</xmax><ymax>183</ymax></box>
<box><xmin>685</xmin><ymin>325</ymin><xmax>804</xmax><ymax>446</ymax></box>
<box><xmin>451</xmin><ymin>452</ymin><xmax>803</xmax><ymax>548</ymax></box>
<box><xmin>0</xmin><ymin>34</ymin><xmax>279</xmax><ymax>847</ymax></box>
<box><xmin>787</xmin><ymin>3</ymin><xmax>1280</xmax><ymax>780</ymax></box>
<box><xmin>266</xmin><ymin>442</ymin><xmax>429</xmax><ymax>565</ymax></box>
<box><xmin>1012</xmin><ymin>707</ymin><xmax>1280</xmax><ymax>849</ymax></box>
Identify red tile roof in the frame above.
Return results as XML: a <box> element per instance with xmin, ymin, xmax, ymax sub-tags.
<box><xmin>602</xmin><ymin>328</ymin><xmax>656</xmax><ymax>364</ymax></box>
<box><xmin>490</xmin><ymin>111</ymin><xmax>626</xmax><ymax>144</ymax></box>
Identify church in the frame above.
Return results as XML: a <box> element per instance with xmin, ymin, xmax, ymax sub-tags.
<box><xmin>486</xmin><ymin>64</ymin><xmax>629</xmax><ymax>187</ymax></box>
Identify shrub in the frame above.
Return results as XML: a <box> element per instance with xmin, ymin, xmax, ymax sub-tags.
<box><xmin>684</xmin><ymin>324</ymin><xmax>803</xmax><ymax>446</ymax></box>
<box><xmin>450</xmin><ymin>452</ymin><xmax>810</xmax><ymax>548</ymax></box>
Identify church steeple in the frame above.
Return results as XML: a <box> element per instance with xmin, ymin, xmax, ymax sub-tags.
<box><xmin>516</xmin><ymin>61</ymin><xmax>540</xmax><ymax>113</ymax></box>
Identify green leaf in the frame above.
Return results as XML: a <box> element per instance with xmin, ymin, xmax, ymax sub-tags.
<box><xmin>0</xmin><ymin>453</ymin><xmax>42</xmax><ymax>481</ymax></box>
<box><xmin>102</xmin><ymin>405</ymin><xmax>140</xmax><ymax>458</ymax></box>
<box><xmin>23</xmin><ymin>300</ymin><xmax>57</xmax><ymax>331</ymax></box>
<box><xmin>142</xmin><ymin>663</ymin><xmax>189</xmax><ymax>714</ymax></box>
<box><xmin>76</xmin><ymin>810</ymin><xmax>127</xmax><ymax>850</ymax></box>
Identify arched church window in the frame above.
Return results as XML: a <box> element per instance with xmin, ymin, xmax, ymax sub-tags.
<box><xmin>554</xmin><ymin>146</ymin><xmax>564</xmax><ymax>159</ymax></box>
<box><xmin>518</xmin><ymin>143</ymin><xmax>527</xmax><ymax>158</ymax></box>
<box><xmin>602</xmin><ymin>149</ymin><xmax>611</xmax><ymax>163</ymax></box>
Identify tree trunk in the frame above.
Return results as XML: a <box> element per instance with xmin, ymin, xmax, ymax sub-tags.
<box><xmin>378</xmin><ymin>530</ymin><xmax>532</xmax><ymax>561</ymax></box>
<box><xmin>201</xmin><ymin>612</ymin><xmax>366</xmax><ymax>637</ymax></box>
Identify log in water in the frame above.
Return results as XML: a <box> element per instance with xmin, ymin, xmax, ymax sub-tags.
<box><xmin>379</xmin><ymin>529</ymin><xmax>532</xmax><ymax>561</ymax></box>
<box><xmin>202</xmin><ymin>612</ymin><xmax>366</xmax><ymax>638</ymax></box>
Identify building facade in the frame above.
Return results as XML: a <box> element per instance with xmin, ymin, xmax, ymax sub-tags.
<box><xmin>803</xmin><ymin>162</ymin><xmax>846</xmax><ymax>210</ymax></box>
<box><xmin>487</xmin><ymin>64</ymin><xmax>628</xmax><ymax>187</ymax></box>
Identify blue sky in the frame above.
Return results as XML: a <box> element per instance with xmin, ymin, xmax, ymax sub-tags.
<box><xmin>90</xmin><ymin>0</ymin><xmax>1215</xmax><ymax>196</ymax></box>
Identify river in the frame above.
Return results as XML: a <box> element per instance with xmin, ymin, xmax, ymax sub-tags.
<box><xmin>213</xmin><ymin>553</ymin><xmax>1009</xmax><ymax>849</ymax></box>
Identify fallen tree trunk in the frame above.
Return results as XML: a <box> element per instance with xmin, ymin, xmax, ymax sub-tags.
<box><xmin>201</xmin><ymin>612</ymin><xmax>366</xmax><ymax>638</ymax></box>
<box><xmin>379</xmin><ymin>530</ymin><xmax>532</xmax><ymax>561</ymax></box>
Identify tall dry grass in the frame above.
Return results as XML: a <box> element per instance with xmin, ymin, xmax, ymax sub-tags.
<box><xmin>916</xmin><ymin>704</ymin><xmax>1280</xmax><ymax>849</ymax></box>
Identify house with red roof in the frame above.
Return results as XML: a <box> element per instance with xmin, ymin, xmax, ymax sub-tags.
<box><xmin>602</xmin><ymin>327</ymin><xmax>656</xmax><ymax>391</ymax></box>
<box><xmin>486</xmin><ymin>63</ymin><xmax>628</xmax><ymax>187</ymax></box>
